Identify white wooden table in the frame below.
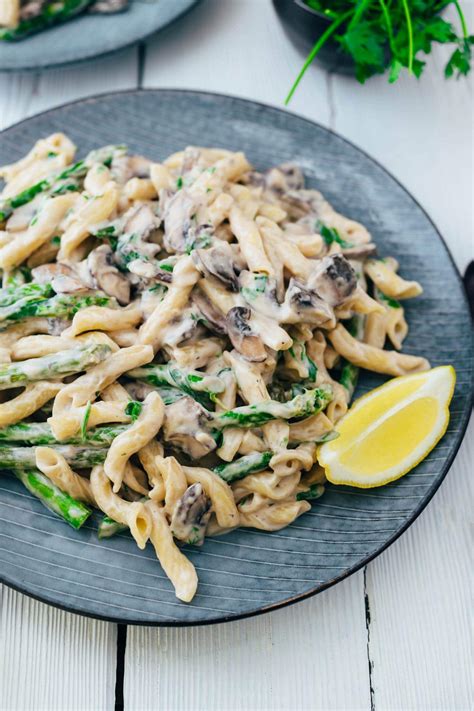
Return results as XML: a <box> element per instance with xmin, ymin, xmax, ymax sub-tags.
<box><xmin>0</xmin><ymin>2</ymin><xmax>472</xmax><ymax>709</ymax></box>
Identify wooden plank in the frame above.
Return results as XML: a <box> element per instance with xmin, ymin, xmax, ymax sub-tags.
<box><xmin>142</xmin><ymin>0</ymin><xmax>331</xmax><ymax>127</ymax></box>
<box><xmin>0</xmin><ymin>585</ymin><xmax>117</xmax><ymax>710</ymax></box>
<box><xmin>366</xmin><ymin>416</ymin><xmax>473</xmax><ymax>710</ymax></box>
<box><xmin>0</xmin><ymin>47</ymin><xmax>138</xmax><ymax>130</ymax></box>
<box><xmin>125</xmin><ymin>572</ymin><xmax>371</xmax><ymax>711</ymax></box>
<box><xmin>0</xmin><ymin>46</ymin><xmax>140</xmax><ymax>711</ymax></box>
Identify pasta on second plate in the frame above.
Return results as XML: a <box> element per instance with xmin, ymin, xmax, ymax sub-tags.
<box><xmin>0</xmin><ymin>135</ymin><xmax>429</xmax><ymax>601</ymax></box>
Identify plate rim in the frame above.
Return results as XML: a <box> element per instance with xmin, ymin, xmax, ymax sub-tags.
<box><xmin>0</xmin><ymin>87</ymin><xmax>471</xmax><ymax>626</ymax></box>
<box><xmin>0</xmin><ymin>0</ymin><xmax>201</xmax><ymax>73</ymax></box>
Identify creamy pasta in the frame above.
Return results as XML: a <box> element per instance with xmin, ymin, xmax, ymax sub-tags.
<box><xmin>0</xmin><ymin>137</ymin><xmax>429</xmax><ymax>601</ymax></box>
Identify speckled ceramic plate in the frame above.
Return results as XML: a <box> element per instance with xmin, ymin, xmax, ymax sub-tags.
<box><xmin>0</xmin><ymin>0</ymin><xmax>199</xmax><ymax>72</ymax></box>
<box><xmin>0</xmin><ymin>90</ymin><xmax>471</xmax><ymax>625</ymax></box>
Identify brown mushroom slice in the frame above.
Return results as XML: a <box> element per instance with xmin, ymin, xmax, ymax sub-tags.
<box><xmin>87</xmin><ymin>245</ymin><xmax>131</xmax><ymax>305</ymax></box>
<box><xmin>265</xmin><ymin>163</ymin><xmax>305</xmax><ymax>194</ymax></box>
<box><xmin>170</xmin><ymin>483</ymin><xmax>212</xmax><ymax>546</ymax></box>
<box><xmin>162</xmin><ymin>189</ymin><xmax>200</xmax><ymax>253</ymax></box>
<box><xmin>31</xmin><ymin>262</ymin><xmax>75</xmax><ymax>285</ymax></box>
<box><xmin>341</xmin><ymin>243</ymin><xmax>377</xmax><ymax>260</ymax></box>
<box><xmin>47</xmin><ymin>318</ymin><xmax>70</xmax><ymax>336</ymax></box>
<box><xmin>123</xmin><ymin>203</ymin><xmax>160</xmax><ymax>239</ymax></box>
<box><xmin>51</xmin><ymin>274</ymin><xmax>91</xmax><ymax>295</ymax></box>
<box><xmin>240</xmin><ymin>171</ymin><xmax>266</xmax><ymax>188</ymax></box>
<box><xmin>163</xmin><ymin>397</ymin><xmax>217</xmax><ymax>459</ymax></box>
<box><xmin>282</xmin><ymin>279</ymin><xmax>335</xmax><ymax>327</ymax></box>
<box><xmin>191</xmin><ymin>291</ymin><xmax>227</xmax><ymax>335</ymax></box>
<box><xmin>110</xmin><ymin>153</ymin><xmax>151</xmax><ymax>184</ymax></box>
<box><xmin>88</xmin><ymin>0</ymin><xmax>129</xmax><ymax>14</ymax></box>
<box><xmin>192</xmin><ymin>242</ymin><xmax>239</xmax><ymax>291</ymax></box>
<box><xmin>308</xmin><ymin>254</ymin><xmax>357</xmax><ymax>307</ymax></box>
<box><xmin>226</xmin><ymin>306</ymin><xmax>267</xmax><ymax>362</ymax></box>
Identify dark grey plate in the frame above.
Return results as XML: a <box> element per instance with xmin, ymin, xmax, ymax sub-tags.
<box><xmin>0</xmin><ymin>90</ymin><xmax>471</xmax><ymax>625</ymax></box>
<box><xmin>0</xmin><ymin>0</ymin><xmax>199</xmax><ymax>72</ymax></box>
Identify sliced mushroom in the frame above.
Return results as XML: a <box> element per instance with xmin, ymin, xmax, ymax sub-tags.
<box><xmin>265</xmin><ymin>163</ymin><xmax>305</xmax><ymax>194</ymax></box>
<box><xmin>180</xmin><ymin>147</ymin><xmax>202</xmax><ymax>174</ymax></box>
<box><xmin>31</xmin><ymin>263</ymin><xmax>75</xmax><ymax>284</ymax></box>
<box><xmin>226</xmin><ymin>306</ymin><xmax>267</xmax><ymax>362</ymax></box>
<box><xmin>123</xmin><ymin>204</ymin><xmax>160</xmax><ymax>239</ymax></box>
<box><xmin>47</xmin><ymin>318</ymin><xmax>70</xmax><ymax>336</ymax></box>
<box><xmin>88</xmin><ymin>0</ymin><xmax>129</xmax><ymax>13</ymax></box>
<box><xmin>170</xmin><ymin>483</ymin><xmax>212</xmax><ymax>546</ymax></box>
<box><xmin>240</xmin><ymin>170</ymin><xmax>266</xmax><ymax>188</ymax></box>
<box><xmin>162</xmin><ymin>189</ymin><xmax>200</xmax><ymax>253</ymax></box>
<box><xmin>123</xmin><ymin>381</ymin><xmax>156</xmax><ymax>401</ymax></box>
<box><xmin>31</xmin><ymin>263</ymin><xmax>91</xmax><ymax>295</ymax></box>
<box><xmin>110</xmin><ymin>153</ymin><xmax>151</xmax><ymax>184</ymax></box>
<box><xmin>87</xmin><ymin>244</ymin><xmax>131</xmax><ymax>305</ymax></box>
<box><xmin>51</xmin><ymin>274</ymin><xmax>91</xmax><ymax>294</ymax></box>
<box><xmin>126</xmin><ymin>258</ymin><xmax>173</xmax><ymax>285</ymax></box>
<box><xmin>308</xmin><ymin>254</ymin><xmax>357</xmax><ymax>307</ymax></box>
<box><xmin>282</xmin><ymin>279</ymin><xmax>335</xmax><ymax>327</ymax></box>
<box><xmin>192</xmin><ymin>242</ymin><xmax>239</xmax><ymax>291</ymax></box>
<box><xmin>163</xmin><ymin>396</ymin><xmax>216</xmax><ymax>459</ymax></box>
<box><xmin>340</xmin><ymin>243</ymin><xmax>377</xmax><ymax>260</ymax></box>
<box><xmin>192</xmin><ymin>291</ymin><xmax>227</xmax><ymax>335</ymax></box>
<box><xmin>160</xmin><ymin>309</ymin><xmax>199</xmax><ymax>347</ymax></box>
<box><xmin>20</xmin><ymin>1</ymin><xmax>48</xmax><ymax>20</ymax></box>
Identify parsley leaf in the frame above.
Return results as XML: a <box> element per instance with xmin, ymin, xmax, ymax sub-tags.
<box><xmin>125</xmin><ymin>401</ymin><xmax>143</xmax><ymax>422</ymax></box>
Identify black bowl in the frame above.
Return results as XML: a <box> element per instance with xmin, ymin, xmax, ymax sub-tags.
<box><xmin>273</xmin><ymin>0</ymin><xmax>356</xmax><ymax>75</ymax></box>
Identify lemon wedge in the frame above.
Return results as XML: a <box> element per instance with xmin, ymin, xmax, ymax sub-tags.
<box><xmin>318</xmin><ymin>365</ymin><xmax>456</xmax><ymax>488</ymax></box>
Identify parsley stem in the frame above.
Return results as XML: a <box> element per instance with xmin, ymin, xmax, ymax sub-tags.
<box><xmin>453</xmin><ymin>0</ymin><xmax>468</xmax><ymax>39</ymax></box>
<box><xmin>347</xmin><ymin>0</ymin><xmax>373</xmax><ymax>31</ymax></box>
<box><xmin>378</xmin><ymin>0</ymin><xmax>395</xmax><ymax>53</ymax></box>
<box><xmin>285</xmin><ymin>10</ymin><xmax>353</xmax><ymax>105</ymax></box>
<box><xmin>401</xmin><ymin>0</ymin><xmax>414</xmax><ymax>74</ymax></box>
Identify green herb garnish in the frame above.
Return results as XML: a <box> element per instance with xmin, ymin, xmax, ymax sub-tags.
<box><xmin>125</xmin><ymin>400</ymin><xmax>143</xmax><ymax>422</ymax></box>
<box><xmin>286</xmin><ymin>1</ymin><xmax>473</xmax><ymax>102</ymax></box>
<box><xmin>317</xmin><ymin>221</ymin><xmax>353</xmax><ymax>249</ymax></box>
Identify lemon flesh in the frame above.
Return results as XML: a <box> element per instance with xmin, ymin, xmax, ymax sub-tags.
<box><xmin>318</xmin><ymin>366</ymin><xmax>456</xmax><ymax>488</ymax></box>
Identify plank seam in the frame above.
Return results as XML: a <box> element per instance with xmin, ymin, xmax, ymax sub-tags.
<box><xmin>364</xmin><ymin>566</ymin><xmax>376</xmax><ymax>711</ymax></box>
<box><xmin>115</xmin><ymin>624</ymin><xmax>127</xmax><ymax>711</ymax></box>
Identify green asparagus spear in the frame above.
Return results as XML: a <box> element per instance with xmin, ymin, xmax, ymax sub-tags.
<box><xmin>0</xmin><ymin>293</ymin><xmax>112</xmax><ymax>323</ymax></box>
<box><xmin>0</xmin><ymin>0</ymin><xmax>92</xmax><ymax>41</ymax></box>
<box><xmin>296</xmin><ymin>483</ymin><xmax>325</xmax><ymax>501</ymax></box>
<box><xmin>14</xmin><ymin>469</ymin><xmax>91</xmax><ymax>529</ymax></box>
<box><xmin>128</xmin><ymin>363</ymin><xmax>225</xmax><ymax>407</ymax></box>
<box><xmin>0</xmin><ymin>422</ymin><xmax>128</xmax><ymax>446</ymax></box>
<box><xmin>0</xmin><ymin>163</ymin><xmax>85</xmax><ymax>222</ymax></box>
<box><xmin>374</xmin><ymin>286</ymin><xmax>402</xmax><ymax>309</ymax></box>
<box><xmin>97</xmin><ymin>516</ymin><xmax>128</xmax><ymax>539</ymax></box>
<box><xmin>214</xmin><ymin>451</ymin><xmax>273</xmax><ymax>483</ymax></box>
<box><xmin>0</xmin><ymin>445</ymin><xmax>107</xmax><ymax>470</ymax></box>
<box><xmin>2</xmin><ymin>266</ymin><xmax>31</xmax><ymax>289</ymax></box>
<box><xmin>339</xmin><ymin>361</ymin><xmax>359</xmax><ymax>400</ymax></box>
<box><xmin>213</xmin><ymin>386</ymin><xmax>333</xmax><ymax>429</ymax></box>
<box><xmin>0</xmin><ymin>343</ymin><xmax>111</xmax><ymax>389</ymax></box>
<box><xmin>340</xmin><ymin>314</ymin><xmax>365</xmax><ymax>401</ymax></box>
<box><xmin>0</xmin><ymin>282</ymin><xmax>53</xmax><ymax>308</ymax></box>
<box><xmin>0</xmin><ymin>145</ymin><xmax>127</xmax><ymax>222</ymax></box>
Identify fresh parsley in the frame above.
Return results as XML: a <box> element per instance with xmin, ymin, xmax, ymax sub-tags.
<box><xmin>125</xmin><ymin>400</ymin><xmax>143</xmax><ymax>422</ymax></box>
<box><xmin>286</xmin><ymin>1</ymin><xmax>473</xmax><ymax>102</ymax></box>
<box><xmin>317</xmin><ymin>221</ymin><xmax>354</xmax><ymax>249</ymax></box>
